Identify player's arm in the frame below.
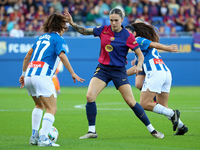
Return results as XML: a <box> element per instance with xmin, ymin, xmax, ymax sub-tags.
<box><xmin>59</xmin><ymin>51</ymin><xmax>85</xmax><ymax>83</ymax></box>
<box><xmin>19</xmin><ymin>48</ymin><xmax>33</xmax><ymax>88</ymax></box>
<box><xmin>22</xmin><ymin>49</ymin><xmax>33</xmax><ymax>72</ymax></box>
<box><xmin>149</xmin><ymin>42</ymin><xmax>179</xmax><ymax>53</ymax></box>
<box><xmin>127</xmin><ymin>48</ymin><xmax>144</xmax><ymax>76</ymax></box>
<box><xmin>64</xmin><ymin>12</ymin><xmax>93</xmax><ymax>35</ymax></box>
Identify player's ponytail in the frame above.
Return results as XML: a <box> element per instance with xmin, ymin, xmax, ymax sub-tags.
<box><xmin>130</xmin><ymin>23</ymin><xmax>160</xmax><ymax>42</ymax></box>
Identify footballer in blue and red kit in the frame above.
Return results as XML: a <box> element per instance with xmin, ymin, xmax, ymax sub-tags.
<box><xmin>92</xmin><ymin>25</ymin><xmax>139</xmax><ymax>89</ymax></box>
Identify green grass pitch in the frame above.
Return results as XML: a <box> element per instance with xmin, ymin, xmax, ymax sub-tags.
<box><xmin>0</xmin><ymin>86</ymin><xmax>200</xmax><ymax>150</ymax></box>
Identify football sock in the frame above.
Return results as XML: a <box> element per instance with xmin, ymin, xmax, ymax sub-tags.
<box><xmin>178</xmin><ymin>119</ymin><xmax>184</xmax><ymax>129</ymax></box>
<box><xmin>88</xmin><ymin>125</ymin><xmax>96</xmax><ymax>133</ymax></box>
<box><xmin>86</xmin><ymin>102</ymin><xmax>97</xmax><ymax>132</ymax></box>
<box><xmin>153</xmin><ymin>103</ymin><xmax>174</xmax><ymax>117</ymax></box>
<box><xmin>32</xmin><ymin>108</ymin><xmax>43</xmax><ymax>133</ymax></box>
<box><xmin>146</xmin><ymin>124</ymin><xmax>155</xmax><ymax>133</ymax></box>
<box><xmin>40</xmin><ymin>113</ymin><xmax>55</xmax><ymax>138</ymax></box>
<box><xmin>166</xmin><ymin>116</ymin><xmax>184</xmax><ymax>129</ymax></box>
<box><xmin>131</xmin><ymin>103</ymin><xmax>151</xmax><ymax>126</ymax></box>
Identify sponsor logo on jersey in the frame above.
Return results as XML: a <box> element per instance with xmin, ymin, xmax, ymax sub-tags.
<box><xmin>110</xmin><ymin>37</ymin><xmax>115</xmax><ymax>41</ymax></box>
<box><xmin>28</xmin><ymin>61</ymin><xmax>45</xmax><ymax>68</ymax></box>
<box><xmin>105</xmin><ymin>44</ymin><xmax>113</xmax><ymax>52</ymax></box>
<box><xmin>153</xmin><ymin>58</ymin><xmax>164</xmax><ymax>64</ymax></box>
<box><xmin>0</xmin><ymin>42</ymin><xmax>7</xmax><ymax>56</ymax></box>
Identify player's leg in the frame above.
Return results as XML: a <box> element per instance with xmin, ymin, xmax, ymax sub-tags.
<box><xmin>141</xmin><ymin>71</ymin><xmax>180</xmax><ymax>131</ymax></box>
<box><xmin>52</xmin><ymin>75</ymin><xmax>61</xmax><ymax>95</ymax></box>
<box><xmin>157</xmin><ymin>93</ymin><xmax>188</xmax><ymax>135</ymax></box>
<box><xmin>38</xmin><ymin>95</ymin><xmax>59</xmax><ymax>146</ymax></box>
<box><xmin>79</xmin><ymin>77</ymin><xmax>106</xmax><ymax>139</ymax></box>
<box><xmin>135</xmin><ymin>74</ymin><xmax>145</xmax><ymax>90</ymax></box>
<box><xmin>135</xmin><ymin>74</ymin><xmax>156</xmax><ymax>102</ymax></box>
<box><xmin>118</xmin><ymin>84</ymin><xmax>164</xmax><ymax>138</ymax></box>
<box><xmin>30</xmin><ymin>96</ymin><xmax>44</xmax><ymax>145</ymax></box>
<box><xmin>25</xmin><ymin>76</ymin><xmax>43</xmax><ymax>145</ymax></box>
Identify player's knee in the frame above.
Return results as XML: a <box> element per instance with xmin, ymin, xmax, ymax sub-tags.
<box><xmin>140</xmin><ymin>101</ymin><xmax>153</xmax><ymax>111</ymax></box>
<box><xmin>135</xmin><ymin>82</ymin><xmax>142</xmax><ymax>90</ymax></box>
<box><xmin>140</xmin><ymin>101</ymin><xmax>148</xmax><ymax>109</ymax></box>
<box><xmin>36</xmin><ymin>103</ymin><xmax>45</xmax><ymax>110</ymax></box>
<box><xmin>45</xmin><ymin>106</ymin><xmax>57</xmax><ymax>115</ymax></box>
<box><xmin>86</xmin><ymin>94</ymin><xmax>95</xmax><ymax>102</ymax></box>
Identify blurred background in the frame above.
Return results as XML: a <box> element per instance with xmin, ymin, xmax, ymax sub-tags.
<box><xmin>0</xmin><ymin>0</ymin><xmax>200</xmax><ymax>87</ymax></box>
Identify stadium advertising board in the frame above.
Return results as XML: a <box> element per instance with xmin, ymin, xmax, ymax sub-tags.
<box><xmin>0</xmin><ymin>37</ymin><xmax>199</xmax><ymax>86</ymax></box>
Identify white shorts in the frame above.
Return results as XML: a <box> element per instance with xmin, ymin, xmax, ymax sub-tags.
<box><xmin>141</xmin><ymin>70</ymin><xmax>172</xmax><ymax>94</ymax></box>
<box><xmin>25</xmin><ymin>76</ymin><xmax>57</xmax><ymax>98</ymax></box>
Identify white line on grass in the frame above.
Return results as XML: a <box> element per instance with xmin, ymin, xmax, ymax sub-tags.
<box><xmin>1</xmin><ymin>102</ymin><xmax>200</xmax><ymax>112</ymax></box>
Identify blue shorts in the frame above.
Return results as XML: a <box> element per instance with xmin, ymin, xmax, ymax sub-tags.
<box><xmin>93</xmin><ymin>63</ymin><xmax>130</xmax><ymax>89</ymax></box>
<box><xmin>138</xmin><ymin>70</ymin><xmax>145</xmax><ymax>75</ymax></box>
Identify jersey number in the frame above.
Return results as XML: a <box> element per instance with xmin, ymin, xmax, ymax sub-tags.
<box><xmin>32</xmin><ymin>40</ymin><xmax>50</xmax><ymax>61</ymax></box>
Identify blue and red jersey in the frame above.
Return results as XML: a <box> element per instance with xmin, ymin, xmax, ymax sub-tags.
<box><xmin>93</xmin><ymin>25</ymin><xmax>139</xmax><ymax>67</ymax></box>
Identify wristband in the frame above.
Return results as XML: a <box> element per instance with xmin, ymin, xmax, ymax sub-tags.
<box><xmin>22</xmin><ymin>71</ymin><xmax>26</xmax><ymax>76</ymax></box>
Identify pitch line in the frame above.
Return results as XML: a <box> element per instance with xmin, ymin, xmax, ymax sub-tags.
<box><xmin>0</xmin><ymin>102</ymin><xmax>200</xmax><ymax>112</ymax></box>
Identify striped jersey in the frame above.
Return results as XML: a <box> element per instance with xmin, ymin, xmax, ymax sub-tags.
<box><xmin>136</xmin><ymin>37</ymin><xmax>169</xmax><ymax>73</ymax></box>
<box><xmin>26</xmin><ymin>32</ymin><xmax>68</xmax><ymax>78</ymax></box>
<box><xmin>93</xmin><ymin>25</ymin><xmax>139</xmax><ymax>66</ymax></box>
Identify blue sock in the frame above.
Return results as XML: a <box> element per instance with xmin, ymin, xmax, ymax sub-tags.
<box><xmin>131</xmin><ymin>103</ymin><xmax>150</xmax><ymax>126</ymax></box>
<box><xmin>86</xmin><ymin>102</ymin><xmax>97</xmax><ymax>126</ymax></box>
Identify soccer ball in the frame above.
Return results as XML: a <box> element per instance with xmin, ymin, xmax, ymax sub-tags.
<box><xmin>48</xmin><ymin>126</ymin><xmax>59</xmax><ymax>143</ymax></box>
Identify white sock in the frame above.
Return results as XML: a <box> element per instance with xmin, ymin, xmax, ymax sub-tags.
<box><xmin>178</xmin><ymin>119</ymin><xmax>184</xmax><ymax>129</ymax></box>
<box><xmin>88</xmin><ymin>125</ymin><xmax>95</xmax><ymax>133</ymax></box>
<box><xmin>146</xmin><ymin>124</ymin><xmax>155</xmax><ymax>133</ymax></box>
<box><xmin>166</xmin><ymin>116</ymin><xmax>184</xmax><ymax>129</ymax></box>
<box><xmin>32</xmin><ymin>108</ymin><xmax>43</xmax><ymax>131</ymax></box>
<box><xmin>40</xmin><ymin>113</ymin><xmax>55</xmax><ymax>138</ymax></box>
<box><xmin>153</xmin><ymin>104</ymin><xmax>174</xmax><ymax>117</ymax></box>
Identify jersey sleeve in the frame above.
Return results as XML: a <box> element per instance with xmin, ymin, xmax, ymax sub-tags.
<box><xmin>136</xmin><ymin>37</ymin><xmax>152</xmax><ymax>50</ymax></box>
<box><xmin>31</xmin><ymin>37</ymin><xmax>39</xmax><ymax>50</ymax></box>
<box><xmin>93</xmin><ymin>25</ymin><xmax>105</xmax><ymax>37</ymax></box>
<box><xmin>55</xmin><ymin>37</ymin><xmax>67</xmax><ymax>56</ymax></box>
<box><xmin>126</xmin><ymin>34</ymin><xmax>139</xmax><ymax>51</ymax></box>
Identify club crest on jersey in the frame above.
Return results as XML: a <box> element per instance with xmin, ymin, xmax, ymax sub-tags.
<box><xmin>105</xmin><ymin>44</ymin><xmax>113</xmax><ymax>52</ymax></box>
<box><xmin>110</xmin><ymin>37</ymin><xmax>115</xmax><ymax>41</ymax></box>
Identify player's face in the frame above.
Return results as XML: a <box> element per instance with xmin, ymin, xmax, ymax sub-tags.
<box><xmin>110</xmin><ymin>14</ymin><xmax>123</xmax><ymax>32</ymax></box>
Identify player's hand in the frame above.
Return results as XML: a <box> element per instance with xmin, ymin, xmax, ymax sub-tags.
<box><xmin>135</xmin><ymin>66</ymin><xmax>143</xmax><ymax>76</ymax></box>
<box><xmin>169</xmin><ymin>44</ymin><xmax>179</xmax><ymax>52</ymax></box>
<box><xmin>71</xmin><ymin>73</ymin><xmax>85</xmax><ymax>83</ymax></box>
<box><xmin>19</xmin><ymin>75</ymin><xmax>25</xmax><ymax>89</ymax></box>
<box><xmin>63</xmin><ymin>12</ymin><xmax>73</xmax><ymax>25</ymax></box>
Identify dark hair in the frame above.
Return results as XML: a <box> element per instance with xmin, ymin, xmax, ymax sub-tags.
<box><xmin>43</xmin><ymin>13</ymin><xmax>68</xmax><ymax>33</ymax></box>
<box><xmin>125</xmin><ymin>25</ymin><xmax>135</xmax><ymax>33</ymax></box>
<box><xmin>109</xmin><ymin>8</ymin><xmax>124</xmax><ymax>19</ymax></box>
<box><xmin>130</xmin><ymin>23</ymin><xmax>159</xmax><ymax>42</ymax></box>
